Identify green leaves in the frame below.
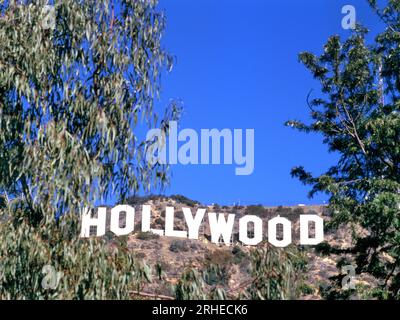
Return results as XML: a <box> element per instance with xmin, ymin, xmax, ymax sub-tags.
<box><xmin>289</xmin><ymin>0</ymin><xmax>400</xmax><ymax>299</ymax></box>
<box><xmin>0</xmin><ymin>0</ymin><xmax>179</xmax><ymax>299</ymax></box>
<box><xmin>0</xmin><ymin>0</ymin><xmax>178</xmax><ymax>221</ymax></box>
<box><xmin>0</xmin><ymin>204</ymin><xmax>154</xmax><ymax>299</ymax></box>
<box><xmin>244</xmin><ymin>243</ymin><xmax>307</xmax><ymax>300</ymax></box>
<box><xmin>174</xmin><ymin>268</ymin><xmax>207</xmax><ymax>300</ymax></box>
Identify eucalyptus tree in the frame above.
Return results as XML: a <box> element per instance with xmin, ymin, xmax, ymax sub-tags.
<box><xmin>0</xmin><ymin>0</ymin><xmax>179</xmax><ymax>222</ymax></box>
<box><xmin>0</xmin><ymin>0</ymin><xmax>178</xmax><ymax>298</ymax></box>
<box><xmin>287</xmin><ymin>0</ymin><xmax>400</xmax><ymax>299</ymax></box>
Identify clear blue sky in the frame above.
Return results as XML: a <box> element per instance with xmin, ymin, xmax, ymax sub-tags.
<box><xmin>145</xmin><ymin>0</ymin><xmax>382</xmax><ymax>206</ymax></box>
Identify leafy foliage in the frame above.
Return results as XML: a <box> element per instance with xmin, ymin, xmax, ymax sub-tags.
<box><xmin>169</xmin><ymin>239</ymin><xmax>190</xmax><ymax>253</ymax></box>
<box><xmin>0</xmin><ymin>0</ymin><xmax>179</xmax><ymax>223</ymax></box>
<box><xmin>136</xmin><ymin>231</ymin><xmax>160</xmax><ymax>241</ymax></box>
<box><xmin>203</xmin><ymin>249</ymin><xmax>234</xmax><ymax>286</ymax></box>
<box><xmin>174</xmin><ymin>268</ymin><xmax>207</xmax><ymax>300</ymax></box>
<box><xmin>0</xmin><ymin>196</ymin><xmax>152</xmax><ymax>299</ymax></box>
<box><xmin>287</xmin><ymin>0</ymin><xmax>400</xmax><ymax>299</ymax></box>
<box><xmin>243</xmin><ymin>243</ymin><xmax>307</xmax><ymax>300</ymax></box>
<box><xmin>0</xmin><ymin>0</ymin><xmax>175</xmax><ymax>298</ymax></box>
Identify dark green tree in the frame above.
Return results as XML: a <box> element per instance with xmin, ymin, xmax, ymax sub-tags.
<box><xmin>287</xmin><ymin>0</ymin><xmax>400</xmax><ymax>299</ymax></box>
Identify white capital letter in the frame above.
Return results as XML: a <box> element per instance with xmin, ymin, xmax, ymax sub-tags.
<box><xmin>183</xmin><ymin>207</ymin><xmax>206</xmax><ymax>239</ymax></box>
<box><xmin>141</xmin><ymin>205</ymin><xmax>164</xmax><ymax>236</ymax></box>
<box><xmin>110</xmin><ymin>205</ymin><xmax>135</xmax><ymax>236</ymax></box>
<box><xmin>300</xmin><ymin>215</ymin><xmax>324</xmax><ymax>245</ymax></box>
<box><xmin>208</xmin><ymin>212</ymin><xmax>235</xmax><ymax>245</ymax></box>
<box><xmin>239</xmin><ymin>215</ymin><xmax>263</xmax><ymax>245</ymax></box>
<box><xmin>165</xmin><ymin>206</ymin><xmax>187</xmax><ymax>238</ymax></box>
<box><xmin>80</xmin><ymin>207</ymin><xmax>106</xmax><ymax>237</ymax></box>
<box><xmin>268</xmin><ymin>216</ymin><xmax>292</xmax><ymax>247</ymax></box>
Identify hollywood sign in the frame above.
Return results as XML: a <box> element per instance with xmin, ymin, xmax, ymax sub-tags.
<box><xmin>80</xmin><ymin>205</ymin><xmax>324</xmax><ymax>247</ymax></box>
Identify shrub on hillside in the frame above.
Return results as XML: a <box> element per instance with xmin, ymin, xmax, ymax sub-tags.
<box><xmin>204</xmin><ymin>249</ymin><xmax>234</xmax><ymax>285</ymax></box>
<box><xmin>169</xmin><ymin>239</ymin><xmax>189</xmax><ymax>253</ymax></box>
<box><xmin>203</xmin><ymin>264</ymin><xmax>230</xmax><ymax>286</ymax></box>
<box><xmin>136</xmin><ymin>231</ymin><xmax>160</xmax><ymax>241</ymax></box>
<box><xmin>154</xmin><ymin>217</ymin><xmax>164</xmax><ymax>226</ymax></box>
<box><xmin>213</xmin><ymin>204</ymin><xmax>221</xmax><ymax>212</ymax></box>
<box><xmin>170</xmin><ymin>195</ymin><xmax>200</xmax><ymax>207</ymax></box>
<box><xmin>205</xmin><ymin>249</ymin><xmax>234</xmax><ymax>267</ymax></box>
<box><xmin>232</xmin><ymin>245</ymin><xmax>248</xmax><ymax>265</ymax></box>
<box><xmin>244</xmin><ymin>205</ymin><xmax>267</xmax><ymax>217</ymax></box>
<box><xmin>292</xmin><ymin>207</ymin><xmax>305</xmax><ymax>215</ymax></box>
<box><xmin>275</xmin><ymin>206</ymin><xmax>293</xmax><ymax>215</ymax></box>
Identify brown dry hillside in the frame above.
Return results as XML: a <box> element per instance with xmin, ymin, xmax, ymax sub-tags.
<box><xmin>100</xmin><ymin>195</ymin><xmax>375</xmax><ymax>299</ymax></box>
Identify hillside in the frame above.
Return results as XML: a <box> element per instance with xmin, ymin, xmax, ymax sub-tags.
<box><xmin>101</xmin><ymin>195</ymin><xmax>377</xmax><ymax>299</ymax></box>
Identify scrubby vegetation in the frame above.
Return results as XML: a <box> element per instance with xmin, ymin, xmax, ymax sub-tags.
<box><xmin>170</xmin><ymin>195</ymin><xmax>201</xmax><ymax>207</ymax></box>
<box><xmin>136</xmin><ymin>231</ymin><xmax>160</xmax><ymax>241</ymax></box>
<box><xmin>169</xmin><ymin>239</ymin><xmax>190</xmax><ymax>253</ymax></box>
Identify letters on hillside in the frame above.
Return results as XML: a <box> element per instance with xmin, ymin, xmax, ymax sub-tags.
<box><xmin>80</xmin><ymin>205</ymin><xmax>324</xmax><ymax>247</ymax></box>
